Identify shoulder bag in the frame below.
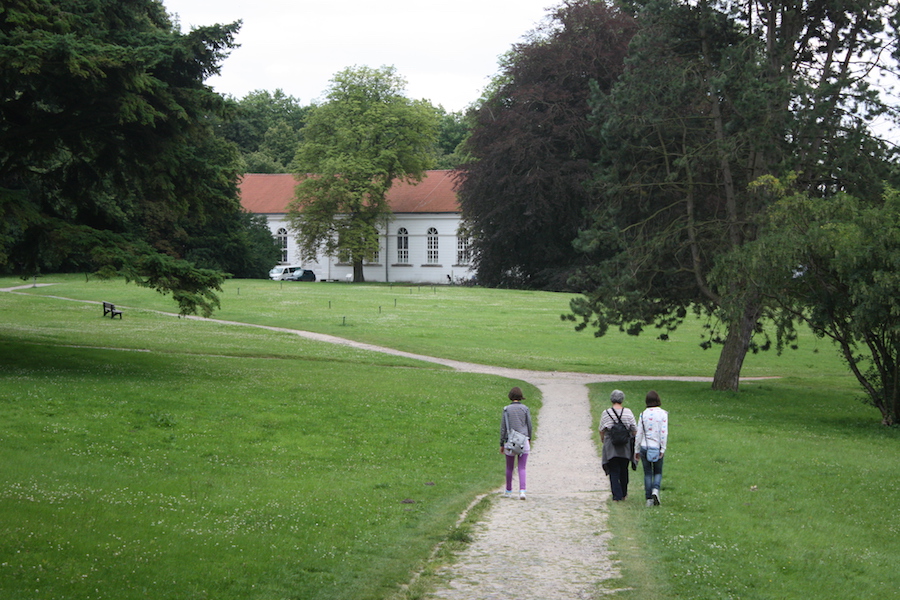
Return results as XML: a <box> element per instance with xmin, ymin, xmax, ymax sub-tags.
<box><xmin>503</xmin><ymin>408</ymin><xmax>528</xmax><ymax>456</ymax></box>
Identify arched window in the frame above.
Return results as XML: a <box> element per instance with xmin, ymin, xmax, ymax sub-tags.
<box><xmin>397</xmin><ymin>228</ymin><xmax>409</xmax><ymax>263</ymax></box>
<box><xmin>276</xmin><ymin>228</ymin><xmax>288</xmax><ymax>263</ymax></box>
<box><xmin>427</xmin><ymin>227</ymin><xmax>439</xmax><ymax>264</ymax></box>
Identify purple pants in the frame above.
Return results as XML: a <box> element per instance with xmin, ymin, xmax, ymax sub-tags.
<box><xmin>505</xmin><ymin>452</ymin><xmax>528</xmax><ymax>491</ymax></box>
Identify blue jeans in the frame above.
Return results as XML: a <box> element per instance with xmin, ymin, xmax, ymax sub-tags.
<box><xmin>640</xmin><ymin>450</ymin><xmax>664</xmax><ymax>499</ymax></box>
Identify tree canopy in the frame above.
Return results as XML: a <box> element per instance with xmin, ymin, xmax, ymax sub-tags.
<box><xmin>288</xmin><ymin>65</ymin><xmax>440</xmax><ymax>282</ymax></box>
<box><xmin>724</xmin><ymin>184</ymin><xmax>900</xmax><ymax>424</ymax></box>
<box><xmin>216</xmin><ymin>89</ymin><xmax>311</xmax><ymax>173</ymax></box>
<box><xmin>433</xmin><ymin>107</ymin><xmax>469</xmax><ymax>169</ymax></box>
<box><xmin>457</xmin><ymin>0</ymin><xmax>637</xmax><ymax>289</ymax></box>
<box><xmin>0</xmin><ymin>0</ymin><xmax>245</xmax><ymax>315</ymax></box>
<box><xmin>566</xmin><ymin>0</ymin><xmax>899</xmax><ymax>390</ymax></box>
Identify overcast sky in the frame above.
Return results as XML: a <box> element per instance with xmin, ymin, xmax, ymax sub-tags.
<box><xmin>162</xmin><ymin>0</ymin><xmax>557</xmax><ymax>111</ymax></box>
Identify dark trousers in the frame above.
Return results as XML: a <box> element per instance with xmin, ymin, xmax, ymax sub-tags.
<box><xmin>607</xmin><ymin>457</ymin><xmax>631</xmax><ymax>500</ymax></box>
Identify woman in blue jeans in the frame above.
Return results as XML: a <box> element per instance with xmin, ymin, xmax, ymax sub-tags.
<box><xmin>634</xmin><ymin>390</ymin><xmax>668</xmax><ymax>507</ymax></box>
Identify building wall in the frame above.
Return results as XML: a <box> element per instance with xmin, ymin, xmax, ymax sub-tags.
<box><xmin>262</xmin><ymin>212</ymin><xmax>474</xmax><ymax>284</ymax></box>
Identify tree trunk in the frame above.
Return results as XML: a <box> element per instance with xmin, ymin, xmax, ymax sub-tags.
<box><xmin>353</xmin><ymin>259</ymin><xmax>365</xmax><ymax>283</ymax></box>
<box><xmin>712</xmin><ymin>300</ymin><xmax>761</xmax><ymax>391</ymax></box>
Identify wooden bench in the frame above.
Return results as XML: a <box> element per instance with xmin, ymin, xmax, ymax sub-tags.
<box><xmin>103</xmin><ymin>301</ymin><xmax>123</xmax><ymax>319</ymax></box>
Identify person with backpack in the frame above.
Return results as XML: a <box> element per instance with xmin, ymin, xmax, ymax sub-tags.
<box><xmin>600</xmin><ymin>389</ymin><xmax>637</xmax><ymax>501</ymax></box>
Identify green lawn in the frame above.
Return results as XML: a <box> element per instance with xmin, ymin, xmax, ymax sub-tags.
<box><xmin>5</xmin><ymin>274</ymin><xmax>850</xmax><ymax>380</ymax></box>
<box><xmin>1</xmin><ymin>275</ymin><xmax>895</xmax><ymax>600</ymax></box>
<box><xmin>588</xmin><ymin>380</ymin><xmax>900</xmax><ymax>599</ymax></box>
<box><xmin>0</xmin><ymin>287</ymin><xmax>538</xmax><ymax>600</ymax></box>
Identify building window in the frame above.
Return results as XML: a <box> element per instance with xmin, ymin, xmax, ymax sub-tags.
<box><xmin>457</xmin><ymin>236</ymin><xmax>470</xmax><ymax>265</ymax></box>
<box><xmin>276</xmin><ymin>228</ymin><xmax>288</xmax><ymax>263</ymax></box>
<box><xmin>427</xmin><ymin>227</ymin><xmax>439</xmax><ymax>264</ymax></box>
<box><xmin>397</xmin><ymin>228</ymin><xmax>409</xmax><ymax>263</ymax></box>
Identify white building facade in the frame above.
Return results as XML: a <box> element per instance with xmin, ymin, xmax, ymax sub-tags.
<box><xmin>239</xmin><ymin>171</ymin><xmax>474</xmax><ymax>284</ymax></box>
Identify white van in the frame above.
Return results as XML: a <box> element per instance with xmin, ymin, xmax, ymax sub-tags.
<box><xmin>269</xmin><ymin>265</ymin><xmax>303</xmax><ymax>280</ymax></box>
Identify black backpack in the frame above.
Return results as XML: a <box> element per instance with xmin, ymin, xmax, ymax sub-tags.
<box><xmin>607</xmin><ymin>408</ymin><xmax>631</xmax><ymax>446</ymax></box>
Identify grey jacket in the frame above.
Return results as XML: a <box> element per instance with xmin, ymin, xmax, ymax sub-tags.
<box><xmin>601</xmin><ymin>406</ymin><xmax>637</xmax><ymax>469</ymax></box>
<box><xmin>500</xmin><ymin>402</ymin><xmax>532</xmax><ymax>445</ymax></box>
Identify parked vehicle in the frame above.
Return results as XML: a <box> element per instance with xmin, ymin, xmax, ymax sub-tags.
<box><xmin>269</xmin><ymin>265</ymin><xmax>303</xmax><ymax>280</ymax></box>
<box><xmin>284</xmin><ymin>269</ymin><xmax>317</xmax><ymax>282</ymax></box>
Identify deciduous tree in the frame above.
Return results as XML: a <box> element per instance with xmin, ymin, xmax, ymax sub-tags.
<box><xmin>457</xmin><ymin>0</ymin><xmax>636</xmax><ymax>289</ymax></box>
<box><xmin>216</xmin><ymin>89</ymin><xmax>310</xmax><ymax>172</ymax></box>
<box><xmin>568</xmin><ymin>0</ymin><xmax>899</xmax><ymax>390</ymax></box>
<box><xmin>434</xmin><ymin>107</ymin><xmax>469</xmax><ymax>169</ymax></box>
<box><xmin>725</xmin><ymin>184</ymin><xmax>900</xmax><ymax>424</ymax></box>
<box><xmin>288</xmin><ymin>66</ymin><xmax>439</xmax><ymax>282</ymax></box>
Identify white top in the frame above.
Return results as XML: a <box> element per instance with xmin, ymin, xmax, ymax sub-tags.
<box><xmin>635</xmin><ymin>407</ymin><xmax>668</xmax><ymax>453</ymax></box>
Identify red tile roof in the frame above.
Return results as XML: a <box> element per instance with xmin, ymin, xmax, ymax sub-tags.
<box><xmin>237</xmin><ymin>173</ymin><xmax>300</xmax><ymax>214</ymax></box>
<box><xmin>238</xmin><ymin>170</ymin><xmax>460</xmax><ymax>214</ymax></box>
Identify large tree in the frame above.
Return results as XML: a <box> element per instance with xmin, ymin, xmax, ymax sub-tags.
<box><xmin>288</xmin><ymin>65</ymin><xmax>439</xmax><ymax>282</ymax></box>
<box><xmin>724</xmin><ymin>184</ymin><xmax>900</xmax><ymax>424</ymax></box>
<box><xmin>0</xmin><ymin>0</ymin><xmax>243</xmax><ymax>316</ymax></box>
<box><xmin>181</xmin><ymin>210</ymin><xmax>281</xmax><ymax>279</ymax></box>
<box><xmin>457</xmin><ymin>0</ymin><xmax>637</xmax><ymax>289</ymax></box>
<box><xmin>216</xmin><ymin>89</ymin><xmax>310</xmax><ymax>173</ymax></box>
<box><xmin>567</xmin><ymin>0</ymin><xmax>899</xmax><ymax>390</ymax></box>
<box><xmin>434</xmin><ymin>107</ymin><xmax>469</xmax><ymax>170</ymax></box>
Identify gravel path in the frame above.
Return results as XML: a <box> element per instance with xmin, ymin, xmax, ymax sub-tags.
<box><xmin>429</xmin><ymin>376</ymin><xmax>616</xmax><ymax>600</ymax></box>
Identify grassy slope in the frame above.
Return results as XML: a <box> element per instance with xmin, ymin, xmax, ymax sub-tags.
<box><xmin>0</xmin><ymin>290</ymin><xmax>540</xmax><ymax>600</ymax></box>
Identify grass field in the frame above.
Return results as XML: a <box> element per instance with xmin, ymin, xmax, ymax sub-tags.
<box><xmin>0</xmin><ymin>282</ymin><xmax>539</xmax><ymax>600</ymax></box>
<box><xmin>5</xmin><ymin>274</ymin><xmax>850</xmax><ymax>381</ymax></box>
<box><xmin>1</xmin><ymin>275</ymin><xmax>897</xmax><ymax>599</ymax></box>
<box><xmin>587</xmin><ymin>381</ymin><xmax>900</xmax><ymax>599</ymax></box>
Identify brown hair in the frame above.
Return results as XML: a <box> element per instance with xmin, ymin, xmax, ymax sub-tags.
<box><xmin>508</xmin><ymin>386</ymin><xmax>524</xmax><ymax>401</ymax></box>
<box><xmin>645</xmin><ymin>390</ymin><xmax>661</xmax><ymax>407</ymax></box>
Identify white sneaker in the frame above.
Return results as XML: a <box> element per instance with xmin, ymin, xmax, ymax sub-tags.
<box><xmin>504</xmin><ymin>490</ymin><xmax>513</xmax><ymax>498</ymax></box>
<box><xmin>652</xmin><ymin>489</ymin><xmax>661</xmax><ymax>506</ymax></box>
<box><xmin>646</xmin><ymin>499</ymin><xmax>655</xmax><ymax>507</ymax></box>
<box><xmin>519</xmin><ymin>490</ymin><xmax>526</xmax><ymax>500</ymax></box>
